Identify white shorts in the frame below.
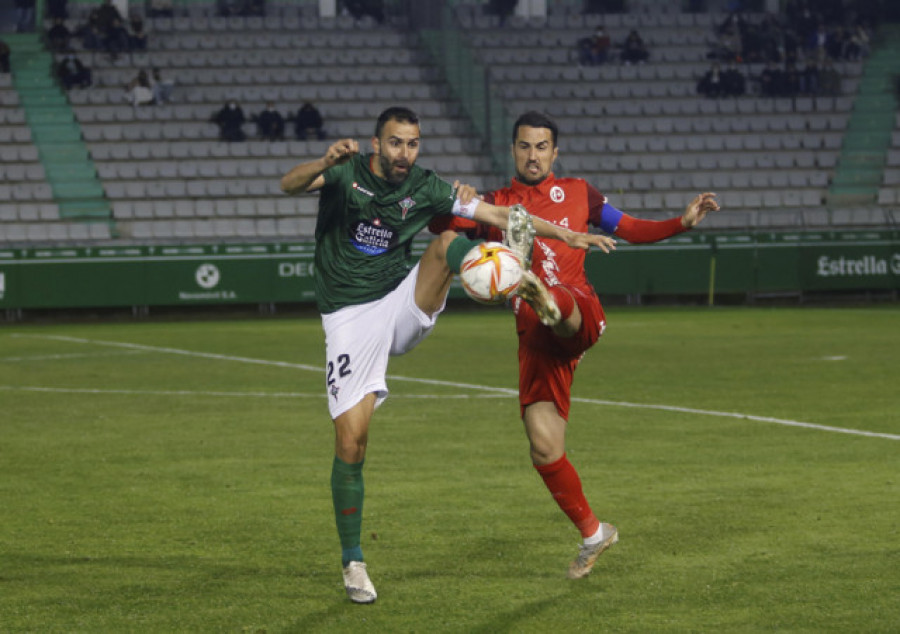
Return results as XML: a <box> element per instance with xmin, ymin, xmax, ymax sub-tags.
<box><xmin>320</xmin><ymin>263</ymin><xmax>445</xmax><ymax>419</ymax></box>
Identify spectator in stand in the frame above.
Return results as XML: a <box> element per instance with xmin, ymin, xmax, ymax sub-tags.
<box><xmin>819</xmin><ymin>58</ymin><xmax>841</xmax><ymax>95</ymax></box>
<box><xmin>104</xmin><ymin>17</ymin><xmax>131</xmax><ymax>59</ymax></box>
<box><xmin>46</xmin><ymin>17</ymin><xmax>72</xmax><ymax>52</ymax></box>
<box><xmin>294</xmin><ymin>102</ymin><xmax>326</xmax><ymax>140</ymax></box>
<box><xmin>94</xmin><ymin>0</ymin><xmax>122</xmax><ymax>33</ymax></box>
<box><xmin>213</xmin><ymin>100</ymin><xmax>246</xmax><ymax>142</ymax></box>
<box><xmin>149</xmin><ymin>67</ymin><xmax>173</xmax><ymax>104</ymax></box>
<box><xmin>254</xmin><ymin>102</ymin><xmax>285</xmax><ymax>141</ymax></box>
<box><xmin>807</xmin><ymin>22</ymin><xmax>830</xmax><ymax>63</ymax></box>
<box><xmin>848</xmin><ymin>24</ymin><xmax>871</xmax><ymax>60</ymax></box>
<box><xmin>576</xmin><ymin>35</ymin><xmax>593</xmax><ymax>66</ymax></box>
<box><xmin>0</xmin><ymin>40</ymin><xmax>10</xmax><ymax>73</ymax></box>
<box><xmin>46</xmin><ymin>0</ymin><xmax>68</xmax><ymax>20</ymax></box>
<box><xmin>56</xmin><ymin>52</ymin><xmax>92</xmax><ymax>89</ymax></box>
<box><xmin>798</xmin><ymin>58</ymin><xmax>819</xmax><ymax>94</ymax></box>
<box><xmin>697</xmin><ymin>63</ymin><xmax>725</xmax><ymax>99</ymax></box>
<box><xmin>757</xmin><ymin>13</ymin><xmax>784</xmax><ymax>63</ymax></box>
<box><xmin>129</xmin><ymin>17</ymin><xmax>148</xmax><ymax>51</ymax></box>
<box><xmin>620</xmin><ymin>29</ymin><xmax>649</xmax><ymax>64</ymax></box>
<box><xmin>125</xmin><ymin>69</ymin><xmax>154</xmax><ymax>107</ymax></box>
<box><xmin>759</xmin><ymin>61</ymin><xmax>782</xmax><ymax>97</ymax></box>
<box><xmin>15</xmin><ymin>0</ymin><xmax>35</xmax><ymax>32</ymax></box>
<box><xmin>782</xmin><ymin>61</ymin><xmax>800</xmax><ymax>96</ymax></box>
<box><xmin>485</xmin><ymin>0</ymin><xmax>515</xmax><ymax>26</ymax></box>
<box><xmin>589</xmin><ymin>26</ymin><xmax>611</xmax><ymax>65</ymax></box>
<box><xmin>77</xmin><ymin>11</ymin><xmax>104</xmax><ymax>51</ymax></box>
<box><xmin>722</xmin><ymin>61</ymin><xmax>746</xmax><ymax>97</ymax></box>
<box><xmin>716</xmin><ymin>11</ymin><xmax>744</xmax><ymax>61</ymax></box>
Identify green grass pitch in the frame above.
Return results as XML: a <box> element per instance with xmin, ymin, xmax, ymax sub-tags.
<box><xmin>1</xmin><ymin>305</ymin><xmax>898</xmax><ymax>632</ymax></box>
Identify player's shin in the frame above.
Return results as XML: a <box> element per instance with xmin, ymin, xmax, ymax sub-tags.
<box><xmin>331</xmin><ymin>456</ymin><xmax>365</xmax><ymax>565</ymax></box>
<box><xmin>534</xmin><ymin>453</ymin><xmax>600</xmax><ymax>539</ymax></box>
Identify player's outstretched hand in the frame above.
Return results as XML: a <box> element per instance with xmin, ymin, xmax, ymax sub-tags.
<box><xmin>565</xmin><ymin>231</ymin><xmax>617</xmax><ymax>254</ymax></box>
<box><xmin>453</xmin><ymin>180</ymin><xmax>481</xmax><ymax>205</ymax></box>
<box><xmin>324</xmin><ymin>139</ymin><xmax>359</xmax><ymax>168</ymax></box>
<box><xmin>682</xmin><ymin>192</ymin><xmax>720</xmax><ymax>228</ymax></box>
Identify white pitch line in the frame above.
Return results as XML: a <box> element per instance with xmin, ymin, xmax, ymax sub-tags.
<box><xmin>568</xmin><ymin>396</ymin><xmax>900</xmax><ymax>441</ymax></box>
<box><xmin>8</xmin><ymin>333</ymin><xmax>899</xmax><ymax>441</ymax></box>
<box><xmin>0</xmin><ymin>385</ymin><xmax>514</xmax><ymax>400</ymax></box>
<box><xmin>0</xmin><ymin>350</ymin><xmax>146</xmax><ymax>363</ymax></box>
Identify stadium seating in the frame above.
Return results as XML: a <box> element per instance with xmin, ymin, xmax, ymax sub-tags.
<box><xmin>460</xmin><ymin>2</ymin><xmax>861</xmax><ymax>225</ymax></box>
<box><xmin>1</xmin><ymin>1</ymin><xmax>894</xmax><ymax>247</ymax></box>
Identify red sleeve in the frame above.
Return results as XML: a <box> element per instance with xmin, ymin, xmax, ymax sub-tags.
<box><xmin>428</xmin><ymin>214</ymin><xmax>478</xmax><ymax>235</ymax></box>
<box><xmin>614</xmin><ymin>215</ymin><xmax>688</xmax><ymax>244</ymax></box>
<box><xmin>586</xmin><ymin>184</ymin><xmax>608</xmax><ymax>227</ymax></box>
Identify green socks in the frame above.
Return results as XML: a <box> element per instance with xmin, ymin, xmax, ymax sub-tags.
<box><xmin>331</xmin><ymin>456</ymin><xmax>365</xmax><ymax>566</ymax></box>
<box><xmin>446</xmin><ymin>235</ymin><xmax>483</xmax><ymax>274</ymax></box>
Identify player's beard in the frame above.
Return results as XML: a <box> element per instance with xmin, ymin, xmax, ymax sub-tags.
<box><xmin>377</xmin><ymin>152</ymin><xmax>411</xmax><ymax>185</ymax></box>
<box><xmin>517</xmin><ymin>161</ymin><xmax>549</xmax><ymax>186</ymax></box>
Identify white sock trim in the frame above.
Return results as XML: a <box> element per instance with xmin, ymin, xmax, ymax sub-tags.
<box><xmin>583</xmin><ymin>523</ymin><xmax>608</xmax><ymax>545</ymax></box>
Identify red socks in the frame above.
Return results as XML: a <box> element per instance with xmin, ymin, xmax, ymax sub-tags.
<box><xmin>549</xmin><ymin>286</ymin><xmax>576</xmax><ymax>322</ymax></box>
<box><xmin>534</xmin><ymin>454</ymin><xmax>600</xmax><ymax>538</ymax></box>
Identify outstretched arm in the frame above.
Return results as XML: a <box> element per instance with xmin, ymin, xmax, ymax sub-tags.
<box><xmin>280</xmin><ymin>138</ymin><xmax>359</xmax><ymax>194</ymax></box>
<box><xmin>454</xmin><ymin>183</ymin><xmax>616</xmax><ymax>254</ymax></box>
<box><xmin>611</xmin><ymin>192</ymin><xmax>720</xmax><ymax>243</ymax></box>
<box><xmin>680</xmin><ymin>191</ymin><xmax>720</xmax><ymax>228</ymax></box>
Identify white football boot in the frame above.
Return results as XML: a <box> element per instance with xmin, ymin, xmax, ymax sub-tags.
<box><xmin>567</xmin><ymin>523</ymin><xmax>619</xmax><ymax>580</ymax></box>
<box><xmin>516</xmin><ymin>271</ymin><xmax>562</xmax><ymax>327</ymax></box>
<box><xmin>342</xmin><ymin>561</ymin><xmax>377</xmax><ymax>604</ymax></box>
<box><xmin>504</xmin><ymin>203</ymin><xmax>537</xmax><ymax>269</ymax></box>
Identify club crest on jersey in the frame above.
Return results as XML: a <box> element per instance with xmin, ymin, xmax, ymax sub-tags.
<box><xmin>398</xmin><ymin>196</ymin><xmax>417</xmax><ymax>219</ymax></box>
<box><xmin>550</xmin><ymin>186</ymin><xmax>565</xmax><ymax>203</ymax></box>
<box><xmin>352</xmin><ymin>181</ymin><xmax>375</xmax><ymax>197</ymax></box>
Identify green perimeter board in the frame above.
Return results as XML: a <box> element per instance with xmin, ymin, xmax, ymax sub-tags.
<box><xmin>0</xmin><ymin>232</ymin><xmax>897</xmax><ymax>309</ymax></box>
<box><xmin>586</xmin><ymin>230</ymin><xmax>899</xmax><ymax>297</ymax></box>
<box><xmin>0</xmin><ymin>244</ymin><xmax>318</xmax><ymax>309</ymax></box>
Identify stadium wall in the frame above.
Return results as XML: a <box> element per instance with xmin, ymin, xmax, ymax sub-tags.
<box><xmin>0</xmin><ymin>231</ymin><xmax>897</xmax><ymax>311</ymax></box>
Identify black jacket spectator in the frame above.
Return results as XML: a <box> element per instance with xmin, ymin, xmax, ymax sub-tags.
<box><xmin>213</xmin><ymin>101</ymin><xmax>246</xmax><ymax>142</ymax></box>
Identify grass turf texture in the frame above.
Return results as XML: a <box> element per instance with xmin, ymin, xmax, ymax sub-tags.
<box><xmin>0</xmin><ymin>306</ymin><xmax>897</xmax><ymax>632</ymax></box>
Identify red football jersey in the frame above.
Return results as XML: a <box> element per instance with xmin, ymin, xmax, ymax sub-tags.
<box><xmin>486</xmin><ymin>173</ymin><xmax>603</xmax><ymax>291</ymax></box>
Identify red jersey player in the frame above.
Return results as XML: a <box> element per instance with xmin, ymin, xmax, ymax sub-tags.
<box><xmin>431</xmin><ymin>111</ymin><xmax>719</xmax><ymax>579</ymax></box>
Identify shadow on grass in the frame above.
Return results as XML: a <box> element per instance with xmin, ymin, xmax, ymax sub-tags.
<box><xmin>466</xmin><ymin>581</ymin><xmax>606</xmax><ymax>634</ymax></box>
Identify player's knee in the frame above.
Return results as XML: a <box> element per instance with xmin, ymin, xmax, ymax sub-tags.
<box><xmin>436</xmin><ymin>230</ymin><xmax>458</xmax><ymax>260</ymax></box>
<box><xmin>530</xmin><ymin>443</ymin><xmax>563</xmax><ymax>466</ymax></box>
<box><xmin>336</xmin><ymin>435</ymin><xmax>367</xmax><ymax>463</ymax></box>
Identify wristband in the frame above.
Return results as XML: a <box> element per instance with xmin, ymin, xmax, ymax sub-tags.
<box><xmin>452</xmin><ymin>197</ymin><xmax>478</xmax><ymax>219</ymax></box>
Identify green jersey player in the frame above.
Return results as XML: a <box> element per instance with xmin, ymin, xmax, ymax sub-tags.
<box><xmin>281</xmin><ymin>107</ymin><xmax>612</xmax><ymax>604</ymax></box>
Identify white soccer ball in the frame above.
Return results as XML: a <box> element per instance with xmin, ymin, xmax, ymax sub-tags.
<box><xmin>459</xmin><ymin>241</ymin><xmax>523</xmax><ymax>305</ymax></box>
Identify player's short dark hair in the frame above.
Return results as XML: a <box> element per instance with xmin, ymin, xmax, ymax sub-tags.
<box><xmin>512</xmin><ymin>111</ymin><xmax>558</xmax><ymax>147</ymax></box>
<box><xmin>375</xmin><ymin>107</ymin><xmax>419</xmax><ymax>138</ymax></box>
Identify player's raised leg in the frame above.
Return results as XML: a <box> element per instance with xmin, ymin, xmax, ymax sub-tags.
<box><xmin>517</xmin><ymin>272</ymin><xmax>562</xmax><ymax>327</ymax></box>
<box><xmin>414</xmin><ymin>230</ymin><xmax>484</xmax><ymax>315</ymax></box>
<box><xmin>505</xmin><ymin>204</ymin><xmax>537</xmax><ymax>268</ymax></box>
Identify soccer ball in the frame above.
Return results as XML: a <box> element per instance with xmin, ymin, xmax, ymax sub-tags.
<box><xmin>459</xmin><ymin>242</ymin><xmax>523</xmax><ymax>305</ymax></box>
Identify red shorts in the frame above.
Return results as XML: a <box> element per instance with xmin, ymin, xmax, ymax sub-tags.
<box><xmin>514</xmin><ymin>284</ymin><xmax>605</xmax><ymax>420</ymax></box>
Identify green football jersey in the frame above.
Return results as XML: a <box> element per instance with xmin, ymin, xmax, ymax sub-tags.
<box><xmin>313</xmin><ymin>153</ymin><xmax>456</xmax><ymax>313</ymax></box>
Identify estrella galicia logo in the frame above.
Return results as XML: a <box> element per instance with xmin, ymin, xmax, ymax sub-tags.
<box><xmin>350</xmin><ymin>219</ymin><xmax>397</xmax><ymax>255</ymax></box>
<box><xmin>195</xmin><ymin>263</ymin><xmax>220</xmax><ymax>289</ymax></box>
